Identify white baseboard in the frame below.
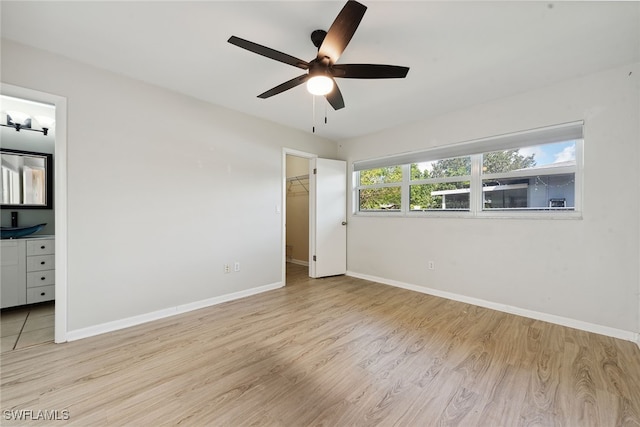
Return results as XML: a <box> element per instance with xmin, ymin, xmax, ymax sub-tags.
<box><xmin>66</xmin><ymin>281</ymin><xmax>284</xmax><ymax>342</ymax></box>
<box><xmin>347</xmin><ymin>271</ymin><xmax>638</xmax><ymax>344</ymax></box>
<box><xmin>289</xmin><ymin>259</ymin><xmax>309</xmax><ymax>267</ymax></box>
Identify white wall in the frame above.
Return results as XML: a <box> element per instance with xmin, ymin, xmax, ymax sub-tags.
<box><xmin>1</xmin><ymin>39</ymin><xmax>337</xmax><ymax>333</ymax></box>
<box><xmin>338</xmin><ymin>62</ymin><xmax>640</xmax><ymax>337</ymax></box>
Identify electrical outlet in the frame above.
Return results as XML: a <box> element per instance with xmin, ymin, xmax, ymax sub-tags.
<box><xmin>234</xmin><ymin>262</ymin><xmax>240</xmax><ymax>272</ymax></box>
<box><xmin>224</xmin><ymin>263</ymin><xmax>231</xmax><ymax>274</ymax></box>
<box><xmin>428</xmin><ymin>261</ymin><xmax>435</xmax><ymax>270</ymax></box>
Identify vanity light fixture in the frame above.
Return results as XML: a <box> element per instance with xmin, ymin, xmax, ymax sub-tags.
<box><xmin>0</xmin><ymin>111</ymin><xmax>53</xmax><ymax>136</ymax></box>
<box><xmin>34</xmin><ymin>115</ymin><xmax>55</xmax><ymax>134</ymax></box>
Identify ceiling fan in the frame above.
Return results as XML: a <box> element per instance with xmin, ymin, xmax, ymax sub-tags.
<box><xmin>227</xmin><ymin>0</ymin><xmax>409</xmax><ymax>111</ymax></box>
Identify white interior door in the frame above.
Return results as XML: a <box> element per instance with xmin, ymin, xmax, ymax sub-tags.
<box><xmin>309</xmin><ymin>158</ymin><xmax>347</xmax><ymax>278</ymax></box>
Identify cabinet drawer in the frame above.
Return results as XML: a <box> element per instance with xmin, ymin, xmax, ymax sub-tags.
<box><xmin>27</xmin><ymin>285</ymin><xmax>55</xmax><ymax>304</ymax></box>
<box><xmin>27</xmin><ymin>239</ymin><xmax>55</xmax><ymax>256</ymax></box>
<box><xmin>27</xmin><ymin>255</ymin><xmax>55</xmax><ymax>272</ymax></box>
<box><xmin>27</xmin><ymin>270</ymin><xmax>55</xmax><ymax>288</ymax></box>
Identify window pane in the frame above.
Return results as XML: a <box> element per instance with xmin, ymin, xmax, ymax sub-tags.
<box><xmin>410</xmin><ymin>181</ymin><xmax>470</xmax><ymax>211</ymax></box>
<box><xmin>359</xmin><ymin>166</ymin><xmax>402</xmax><ymax>186</ymax></box>
<box><xmin>482</xmin><ymin>140</ymin><xmax>576</xmax><ymax>174</ymax></box>
<box><xmin>359</xmin><ymin>187</ymin><xmax>401</xmax><ymax>211</ymax></box>
<box><xmin>411</xmin><ymin>156</ymin><xmax>471</xmax><ymax>180</ymax></box>
<box><xmin>483</xmin><ymin>174</ymin><xmax>575</xmax><ymax>210</ymax></box>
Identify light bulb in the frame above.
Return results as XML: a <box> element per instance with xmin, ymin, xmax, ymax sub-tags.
<box><xmin>7</xmin><ymin>110</ymin><xmax>30</xmax><ymax>125</ymax></box>
<box><xmin>306</xmin><ymin>76</ymin><xmax>334</xmax><ymax>96</ymax></box>
<box><xmin>34</xmin><ymin>115</ymin><xmax>55</xmax><ymax>130</ymax></box>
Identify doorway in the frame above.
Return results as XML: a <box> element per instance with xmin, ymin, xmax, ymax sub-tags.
<box><xmin>284</xmin><ymin>153</ymin><xmax>312</xmax><ymax>281</ymax></box>
<box><xmin>1</xmin><ymin>83</ymin><xmax>67</xmax><ymax>344</ymax></box>
<box><xmin>0</xmin><ymin>94</ymin><xmax>56</xmax><ymax>349</ymax></box>
<box><xmin>282</xmin><ymin>148</ymin><xmax>347</xmax><ymax>284</ymax></box>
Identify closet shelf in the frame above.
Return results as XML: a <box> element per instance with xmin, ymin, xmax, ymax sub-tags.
<box><xmin>287</xmin><ymin>174</ymin><xmax>309</xmax><ymax>196</ymax></box>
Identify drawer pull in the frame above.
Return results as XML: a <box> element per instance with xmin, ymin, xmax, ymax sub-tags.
<box><xmin>40</xmin><ymin>292</ymin><xmax>46</xmax><ymax>296</ymax></box>
<box><xmin>41</xmin><ymin>245</ymin><xmax>45</xmax><ymax>249</ymax></box>
<box><xmin>41</xmin><ymin>277</ymin><xmax>46</xmax><ymax>281</ymax></box>
<box><xmin>40</xmin><ymin>261</ymin><xmax>46</xmax><ymax>265</ymax></box>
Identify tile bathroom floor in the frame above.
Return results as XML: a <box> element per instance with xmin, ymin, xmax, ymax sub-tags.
<box><xmin>1</xmin><ymin>302</ymin><xmax>54</xmax><ymax>353</ymax></box>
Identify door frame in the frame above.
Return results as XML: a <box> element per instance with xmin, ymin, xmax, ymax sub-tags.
<box><xmin>282</xmin><ymin>148</ymin><xmax>317</xmax><ymax>284</ymax></box>
<box><xmin>2</xmin><ymin>83</ymin><xmax>68</xmax><ymax>343</ymax></box>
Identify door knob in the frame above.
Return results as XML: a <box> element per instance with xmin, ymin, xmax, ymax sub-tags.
<box><xmin>341</xmin><ymin>221</ymin><xmax>347</xmax><ymax>226</ymax></box>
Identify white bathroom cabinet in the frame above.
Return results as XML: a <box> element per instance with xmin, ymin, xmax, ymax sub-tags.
<box><xmin>1</xmin><ymin>236</ymin><xmax>55</xmax><ymax>309</ymax></box>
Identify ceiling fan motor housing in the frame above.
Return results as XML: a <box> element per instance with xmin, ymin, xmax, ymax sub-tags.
<box><xmin>309</xmin><ymin>60</ymin><xmax>332</xmax><ymax>77</ymax></box>
<box><xmin>311</xmin><ymin>30</ymin><xmax>327</xmax><ymax>49</ymax></box>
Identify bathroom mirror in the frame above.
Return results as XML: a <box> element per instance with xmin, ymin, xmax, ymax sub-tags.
<box><xmin>1</xmin><ymin>148</ymin><xmax>53</xmax><ymax>209</ymax></box>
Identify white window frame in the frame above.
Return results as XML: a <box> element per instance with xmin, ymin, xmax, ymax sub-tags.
<box><xmin>479</xmin><ymin>160</ymin><xmax>579</xmax><ymax>216</ymax></box>
<box><xmin>353</xmin><ymin>121</ymin><xmax>583</xmax><ymax>219</ymax></box>
<box><xmin>408</xmin><ymin>156</ymin><xmax>472</xmax><ymax>214</ymax></box>
<box><xmin>355</xmin><ymin>168</ymin><xmax>404</xmax><ymax>215</ymax></box>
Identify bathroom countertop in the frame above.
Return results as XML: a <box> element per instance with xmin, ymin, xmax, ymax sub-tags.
<box><xmin>1</xmin><ymin>234</ymin><xmax>55</xmax><ymax>240</ymax></box>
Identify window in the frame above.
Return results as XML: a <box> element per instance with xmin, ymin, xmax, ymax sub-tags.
<box><xmin>410</xmin><ymin>156</ymin><xmax>471</xmax><ymax>211</ymax></box>
<box><xmin>354</xmin><ymin>122</ymin><xmax>583</xmax><ymax>217</ymax></box>
<box><xmin>358</xmin><ymin>166</ymin><xmax>402</xmax><ymax>211</ymax></box>
<box><xmin>481</xmin><ymin>141</ymin><xmax>577</xmax><ymax>211</ymax></box>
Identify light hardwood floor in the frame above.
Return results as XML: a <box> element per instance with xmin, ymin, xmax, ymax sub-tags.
<box><xmin>1</xmin><ymin>264</ymin><xmax>639</xmax><ymax>426</ymax></box>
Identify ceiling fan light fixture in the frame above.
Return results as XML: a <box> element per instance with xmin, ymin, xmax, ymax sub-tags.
<box><xmin>306</xmin><ymin>75</ymin><xmax>334</xmax><ymax>96</ymax></box>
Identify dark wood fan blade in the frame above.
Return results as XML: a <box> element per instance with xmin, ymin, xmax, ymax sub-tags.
<box><xmin>332</xmin><ymin>64</ymin><xmax>409</xmax><ymax>79</ymax></box>
<box><xmin>317</xmin><ymin>1</ymin><xmax>367</xmax><ymax>65</ymax></box>
<box><xmin>228</xmin><ymin>36</ymin><xmax>309</xmax><ymax>70</ymax></box>
<box><xmin>258</xmin><ymin>74</ymin><xmax>309</xmax><ymax>99</ymax></box>
<box><xmin>325</xmin><ymin>80</ymin><xmax>345</xmax><ymax>110</ymax></box>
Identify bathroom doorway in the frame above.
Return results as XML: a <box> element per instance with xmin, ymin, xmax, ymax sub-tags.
<box><xmin>0</xmin><ymin>94</ymin><xmax>56</xmax><ymax>350</ymax></box>
<box><xmin>1</xmin><ymin>83</ymin><xmax>68</xmax><ymax>345</ymax></box>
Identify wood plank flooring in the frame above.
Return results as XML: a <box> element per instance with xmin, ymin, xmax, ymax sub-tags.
<box><xmin>1</xmin><ymin>263</ymin><xmax>639</xmax><ymax>426</ymax></box>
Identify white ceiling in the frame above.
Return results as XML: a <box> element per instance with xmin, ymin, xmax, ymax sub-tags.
<box><xmin>1</xmin><ymin>1</ymin><xmax>638</xmax><ymax>141</ymax></box>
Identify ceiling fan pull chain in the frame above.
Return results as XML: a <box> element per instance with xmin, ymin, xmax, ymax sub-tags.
<box><xmin>325</xmin><ymin>102</ymin><xmax>328</xmax><ymax>124</ymax></box>
<box><xmin>312</xmin><ymin>95</ymin><xmax>316</xmax><ymax>133</ymax></box>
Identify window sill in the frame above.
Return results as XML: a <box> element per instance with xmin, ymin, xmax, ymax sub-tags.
<box><xmin>353</xmin><ymin>211</ymin><xmax>583</xmax><ymax>220</ymax></box>
<box><xmin>474</xmin><ymin>210</ymin><xmax>582</xmax><ymax>220</ymax></box>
